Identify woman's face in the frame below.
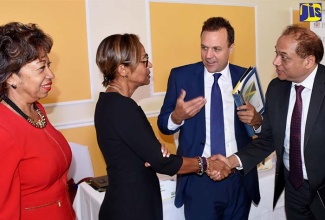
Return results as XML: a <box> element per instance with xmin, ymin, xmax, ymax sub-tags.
<box><xmin>129</xmin><ymin>46</ymin><xmax>152</xmax><ymax>87</ymax></box>
<box><xmin>12</xmin><ymin>54</ymin><xmax>55</xmax><ymax>102</ymax></box>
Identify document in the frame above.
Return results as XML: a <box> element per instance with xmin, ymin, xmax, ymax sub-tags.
<box><xmin>232</xmin><ymin>66</ymin><xmax>265</xmax><ymax>137</ymax></box>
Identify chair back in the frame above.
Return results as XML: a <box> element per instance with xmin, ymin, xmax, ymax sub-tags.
<box><xmin>68</xmin><ymin>142</ymin><xmax>94</xmax><ymax>182</ymax></box>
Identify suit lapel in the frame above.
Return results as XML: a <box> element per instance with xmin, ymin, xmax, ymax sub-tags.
<box><xmin>304</xmin><ymin>64</ymin><xmax>325</xmax><ymax>147</ymax></box>
<box><xmin>229</xmin><ymin>64</ymin><xmax>243</xmax><ymax>88</ymax></box>
<box><xmin>195</xmin><ymin>64</ymin><xmax>205</xmax><ymax>126</ymax></box>
<box><xmin>194</xmin><ymin>63</ymin><xmax>206</xmax><ymax>154</ymax></box>
<box><xmin>277</xmin><ymin>80</ymin><xmax>292</xmax><ymax>146</ymax></box>
<box><xmin>194</xmin><ymin>63</ymin><xmax>205</xmax><ymax>97</ymax></box>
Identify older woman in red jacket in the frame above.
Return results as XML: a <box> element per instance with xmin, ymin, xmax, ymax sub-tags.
<box><xmin>0</xmin><ymin>22</ymin><xmax>75</xmax><ymax>219</ymax></box>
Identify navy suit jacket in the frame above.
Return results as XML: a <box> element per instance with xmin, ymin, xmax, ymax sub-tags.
<box><xmin>158</xmin><ymin>62</ymin><xmax>260</xmax><ymax>207</ymax></box>
<box><xmin>236</xmin><ymin>64</ymin><xmax>325</xmax><ymax>215</ymax></box>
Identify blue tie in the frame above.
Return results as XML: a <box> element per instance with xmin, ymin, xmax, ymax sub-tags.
<box><xmin>210</xmin><ymin>73</ymin><xmax>226</xmax><ymax>156</ymax></box>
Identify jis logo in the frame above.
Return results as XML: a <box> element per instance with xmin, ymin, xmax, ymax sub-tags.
<box><xmin>299</xmin><ymin>3</ymin><xmax>322</xmax><ymax>22</ymax></box>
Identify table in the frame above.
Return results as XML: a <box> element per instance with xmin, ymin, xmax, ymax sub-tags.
<box><xmin>249</xmin><ymin>161</ymin><xmax>286</xmax><ymax>220</ymax></box>
<box><xmin>73</xmin><ymin>164</ymin><xmax>285</xmax><ymax>220</ymax></box>
<box><xmin>73</xmin><ymin>175</ymin><xmax>184</xmax><ymax>220</ymax></box>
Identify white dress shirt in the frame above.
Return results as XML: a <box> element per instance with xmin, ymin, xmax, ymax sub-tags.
<box><xmin>167</xmin><ymin>63</ymin><xmax>238</xmax><ymax>157</ymax></box>
<box><xmin>283</xmin><ymin>65</ymin><xmax>317</xmax><ymax>180</ymax></box>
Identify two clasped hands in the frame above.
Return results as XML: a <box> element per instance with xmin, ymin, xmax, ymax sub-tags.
<box><xmin>154</xmin><ymin>146</ymin><xmax>234</xmax><ymax>181</ymax></box>
<box><xmin>166</xmin><ymin>89</ymin><xmax>262</xmax><ymax>181</ymax></box>
<box><xmin>205</xmin><ymin>154</ymin><xmax>234</xmax><ymax>181</ymax></box>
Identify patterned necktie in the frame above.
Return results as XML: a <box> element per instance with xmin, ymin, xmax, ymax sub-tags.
<box><xmin>289</xmin><ymin>85</ymin><xmax>304</xmax><ymax>189</ymax></box>
<box><xmin>210</xmin><ymin>73</ymin><xmax>226</xmax><ymax>156</ymax></box>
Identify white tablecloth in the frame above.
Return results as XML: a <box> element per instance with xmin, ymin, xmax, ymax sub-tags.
<box><xmin>73</xmin><ymin>165</ymin><xmax>285</xmax><ymax>220</ymax></box>
<box><xmin>249</xmin><ymin>163</ymin><xmax>286</xmax><ymax>220</ymax></box>
<box><xmin>73</xmin><ymin>175</ymin><xmax>184</xmax><ymax>220</ymax></box>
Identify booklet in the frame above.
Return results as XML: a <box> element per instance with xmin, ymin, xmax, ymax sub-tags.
<box><xmin>232</xmin><ymin>66</ymin><xmax>265</xmax><ymax>137</ymax></box>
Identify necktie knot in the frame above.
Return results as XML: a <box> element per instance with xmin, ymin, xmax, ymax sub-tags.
<box><xmin>295</xmin><ymin>85</ymin><xmax>304</xmax><ymax>94</ymax></box>
<box><xmin>214</xmin><ymin>73</ymin><xmax>222</xmax><ymax>82</ymax></box>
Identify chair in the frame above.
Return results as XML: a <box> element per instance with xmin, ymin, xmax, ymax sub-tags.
<box><xmin>68</xmin><ymin>142</ymin><xmax>94</xmax><ymax>182</ymax></box>
<box><xmin>68</xmin><ymin>142</ymin><xmax>94</xmax><ymax>202</ymax></box>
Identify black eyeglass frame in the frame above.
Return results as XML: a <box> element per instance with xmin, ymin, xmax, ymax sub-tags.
<box><xmin>140</xmin><ymin>54</ymin><xmax>149</xmax><ymax>68</ymax></box>
<box><xmin>122</xmin><ymin>54</ymin><xmax>149</xmax><ymax>68</ymax></box>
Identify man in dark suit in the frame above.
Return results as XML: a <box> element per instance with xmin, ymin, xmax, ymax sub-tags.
<box><xmin>216</xmin><ymin>25</ymin><xmax>325</xmax><ymax>220</ymax></box>
<box><xmin>157</xmin><ymin>17</ymin><xmax>262</xmax><ymax>220</ymax></box>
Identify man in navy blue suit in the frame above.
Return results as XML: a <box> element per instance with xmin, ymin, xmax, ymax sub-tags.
<box><xmin>157</xmin><ymin>17</ymin><xmax>262</xmax><ymax>220</ymax></box>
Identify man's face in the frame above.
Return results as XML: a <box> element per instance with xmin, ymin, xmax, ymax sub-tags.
<box><xmin>273</xmin><ymin>35</ymin><xmax>311</xmax><ymax>83</ymax></box>
<box><xmin>200</xmin><ymin>29</ymin><xmax>233</xmax><ymax>73</ymax></box>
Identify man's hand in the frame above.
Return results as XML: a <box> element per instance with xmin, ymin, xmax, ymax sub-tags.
<box><xmin>207</xmin><ymin>154</ymin><xmax>241</xmax><ymax>181</ymax></box>
<box><xmin>206</xmin><ymin>154</ymin><xmax>231</xmax><ymax>181</ymax></box>
<box><xmin>237</xmin><ymin>102</ymin><xmax>262</xmax><ymax>129</ymax></box>
<box><xmin>171</xmin><ymin>89</ymin><xmax>206</xmax><ymax>124</ymax></box>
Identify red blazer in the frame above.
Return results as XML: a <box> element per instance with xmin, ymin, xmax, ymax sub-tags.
<box><xmin>0</xmin><ymin>103</ymin><xmax>75</xmax><ymax>220</ymax></box>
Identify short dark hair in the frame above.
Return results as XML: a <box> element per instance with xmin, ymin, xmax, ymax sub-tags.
<box><xmin>0</xmin><ymin>22</ymin><xmax>53</xmax><ymax>98</ymax></box>
<box><xmin>96</xmin><ymin>34</ymin><xmax>143</xmax><ymax>87</ymax></box>
<box><xmin>282</xmin><ymin>25</ymin><xmax>324</xmax><ymax>64</ymax></box>
<box><xmin>201</xmin><ymin>17</ymin><xmax>235</xmax><ymax>47</ymax></box>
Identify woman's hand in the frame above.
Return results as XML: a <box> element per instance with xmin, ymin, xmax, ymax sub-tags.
<box><xmin>160</xmin><ymin>142</ymin><xmax>171</xmax><ymax>158</ymax></box>
<box><xmin>145</xmin><ymin>143</ymin><xmax>170</xmax><ymax>167</ymax></box>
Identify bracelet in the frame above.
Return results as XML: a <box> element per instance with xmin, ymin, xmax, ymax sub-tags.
<box><xmin>206</xmin><ymin>158</ymin><xmax>210</xmax><ymax>173</ymax></box>
<box><xmin>196</xmin><ymin>156</ymin><xmax>204</xmax><ymax>176</ymax></box>
<box><xmin>202</xmin><ymin>157</ymin><xmax>207</xmax><ymax>172</ymax></box>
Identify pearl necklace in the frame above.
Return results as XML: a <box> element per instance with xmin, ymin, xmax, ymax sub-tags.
<box><xmin>3</xmin><ymin>96</ymin><xmax>47</xmax><ymax>129</ymax></box>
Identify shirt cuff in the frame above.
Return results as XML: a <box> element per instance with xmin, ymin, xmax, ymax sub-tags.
<box><xmin>253</xmin><ymin>115</ymin><xmax>263</xmax><ymax>133</ymax></box>
<box><xmin>233</xmin><ymin>154</ymin><xmax>243</xmax><ymax>170</ymax></box>
<box><xmin>167</xmin><ymin>113</ymin><xmax>184</xmax><ymax>130</ymax></box>
<box><xmin>253</xmin><ymin>125</ymin><xmax>261</xmax><ymax>133</ymax></box>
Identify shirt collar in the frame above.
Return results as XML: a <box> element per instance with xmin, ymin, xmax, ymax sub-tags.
<box><xmin>204</xmin><ymin>62</ymin><xmax>231</xmax><ymax>81</ymax></box>
<box><xmin>292</xmin><ymin>65</ymin><xmax>318</xmax><ymax>90</ymax></box>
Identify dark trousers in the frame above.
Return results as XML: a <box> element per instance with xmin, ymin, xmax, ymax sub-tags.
<box><xmin>284</xmin><ymin>168</ymin><xmax>324</xmax><ymax>220</ymax></box>
<box><xmin>183</xmin><ymin>172</ymin><xmax>251</xmax><ymax>220</ymax></box>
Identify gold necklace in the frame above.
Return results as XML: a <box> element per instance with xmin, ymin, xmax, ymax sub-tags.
<box><xmin>107</xmin><ymin>85</ymin><xmax>122</xmax><ymax>94</ymax></box>
<box><xmin>3</xmin><ymin>96</ymin><xmax>47</xmax><ymax>129</ymax></box>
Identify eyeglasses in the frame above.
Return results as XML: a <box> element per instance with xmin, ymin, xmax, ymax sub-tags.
<box><xmin>140</xmin><ymin>54</ymin><xmax>149</xmax><ymax>68</ymax></box>
<box><xmin>122</xmin><ymin>54</ymin><xmax>149</xmax><ymax>68</ymax></box>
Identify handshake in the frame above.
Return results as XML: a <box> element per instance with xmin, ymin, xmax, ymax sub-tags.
<box><xmin>155</xmin><ymin>144</ymin><xmax>239</xmax><ymax>180</ymax></box>
<box><xmin>205</xmin><ymin>154</ymin><xmax>236</xmax><ymax>181</ymax></box>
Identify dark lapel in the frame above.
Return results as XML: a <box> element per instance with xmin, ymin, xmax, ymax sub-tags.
<box><xmin>304</xmin><ymin>64</ymin><xmax>325</xmax><ymax>147</ymax></box>
<box><xmin>195</xmin><ymin>63</ymin><xmax>206</xmax><ymax>123</ymax></box>
<box><xmin>277</xmin><ymin>80</ymin><xmax>292</xmax><ymax>145</ymax></box>
<box><xmin>193</xmin><ymin>62</ymin><xmax>206</xmax><ymax>149</ymax></box>
<box><xmin>194</xmin><ymin>62</ymin><xmax>205</xmax><ymax>97</ymax></box>
<box><xmin>229</xmin><ymin>64</ymin><xmax>243</xmax><ymax>88</ymax></box>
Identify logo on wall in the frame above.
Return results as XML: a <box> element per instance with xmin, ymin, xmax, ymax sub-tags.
<box><xmin>299</xmin><ymin>3</ymin><xmax>322</xmax><ymax>22</ymax></box>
